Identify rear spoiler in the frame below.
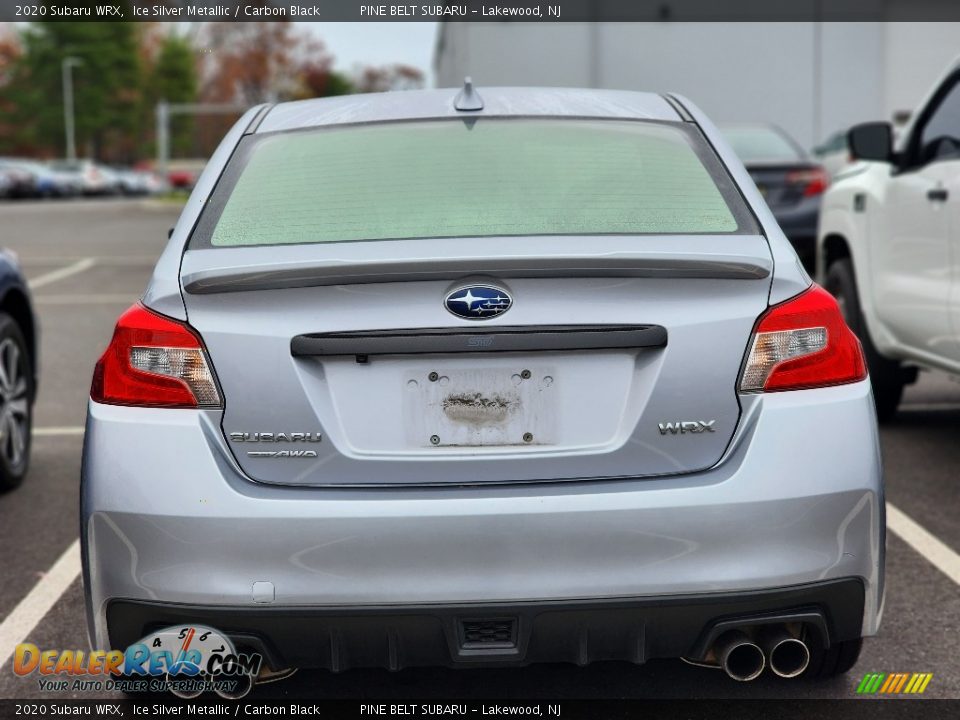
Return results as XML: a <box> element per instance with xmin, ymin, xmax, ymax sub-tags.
<box><xmin>182</xmin><ymin>242</ymin><xmax>772</xmax><ymax>295</ymax></box>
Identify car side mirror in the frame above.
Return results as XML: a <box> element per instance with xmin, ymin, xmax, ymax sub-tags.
<box><xmin>848</xmin><ymin>122</ymin><xmax>893</xmax><ymax>163</ymax></box>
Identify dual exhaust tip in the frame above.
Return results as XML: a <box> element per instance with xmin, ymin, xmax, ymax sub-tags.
<box><xmin>714</xmin><ymin>627</ymin><xmax>810</xmax><ymax>682</ymax></box>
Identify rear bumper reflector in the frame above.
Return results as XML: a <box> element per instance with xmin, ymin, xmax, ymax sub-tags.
<box><xmin>290</xmin><ymin>324</ymin><xmax>668</xmax><ymax>359</ymax></box>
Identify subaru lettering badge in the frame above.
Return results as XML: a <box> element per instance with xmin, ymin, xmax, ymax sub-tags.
<box><xmin>444</xmin><ymin>285</ymin><xmax>512</xmax><ymax>320</ymax></box>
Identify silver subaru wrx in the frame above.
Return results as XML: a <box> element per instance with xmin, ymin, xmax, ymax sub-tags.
<box><xmin>81</xmin><ymin>86</ymin><xmax>882</xmax><ymax>684</ymax></box>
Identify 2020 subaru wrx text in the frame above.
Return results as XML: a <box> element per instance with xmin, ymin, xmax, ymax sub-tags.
<box><xmin>81</xmin><ymin>86</ymin><xmax>883</xmax><ymax>684</ymax></box>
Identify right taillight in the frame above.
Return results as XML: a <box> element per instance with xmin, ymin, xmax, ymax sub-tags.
<box><xmin>91</xmin><ymin>303</ymin><xmax>221</xmax><ymax>408</ymax></box>
<box><xmin>739</xmin><ymin>284</ymin><xmax>867</xmax><ymax>393</ymax></box>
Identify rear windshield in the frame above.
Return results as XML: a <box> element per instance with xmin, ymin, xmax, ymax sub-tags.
<box><xmin>194</xmin><ymin>118</ymin><xmax>755</xmax><ymax>248</ymax></box>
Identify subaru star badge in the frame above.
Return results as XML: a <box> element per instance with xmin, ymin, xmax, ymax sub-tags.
<box><xmin>444</xmin><ymin>285</ymin><xmax>512</xmax><ymax>320</ymax></box>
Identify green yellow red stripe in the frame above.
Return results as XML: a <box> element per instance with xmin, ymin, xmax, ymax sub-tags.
<box><xmin>857</xmin><ymin>672</ymin><xmax>932</xmax><ymax>695</ymax></box>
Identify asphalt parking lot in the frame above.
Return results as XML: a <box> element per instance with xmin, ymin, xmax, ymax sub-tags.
<box><xmin>0</xmin><ymin>200</ymin><xmax>958</xmax><ymax>704</ymax></box>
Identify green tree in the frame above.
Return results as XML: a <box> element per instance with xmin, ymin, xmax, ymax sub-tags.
<box><xmin>6</xmin><ymin>13</ymin><xmax>142</xmax><ymax>161</ymax></box>
<box><xmin>325</xmin><ymin>71</ymin><xmax>354</xmax><ymax>97</ymax></box>
<box><xmin>149</xmin><ymin>34</ymin><xmax>197</xmax><ymax>157</ymax></box>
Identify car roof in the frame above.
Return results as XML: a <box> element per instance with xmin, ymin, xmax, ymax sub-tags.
<box><xmin>256</xmin><ymin>87</ymin><xmax>682</xmax><ymax>134</ymax></box>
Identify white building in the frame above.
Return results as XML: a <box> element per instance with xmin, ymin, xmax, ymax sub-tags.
<box><xmin>434</xmin><ymin>22</ymin><xmax>960</xmax><ymax>149</ymax></box>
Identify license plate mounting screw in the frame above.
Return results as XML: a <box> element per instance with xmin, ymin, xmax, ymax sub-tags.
<box><xmin>430</xmin><ymin>435</ymin><xmax>441</xmax><ymax>445</ymax></box>
<box><xmin>520</xmin><ymin>369</ymin><xmax>532</xmax><ymax>380</ymax></box>
<box><xmin>523</xmin><ymin>432</ymin><xmax>533</xmax><ymax>443</ymax></box>
<box><xmin>428</xmin><ymin>371</ymin><xmax>439</xmax><ymax>382</ymax></box>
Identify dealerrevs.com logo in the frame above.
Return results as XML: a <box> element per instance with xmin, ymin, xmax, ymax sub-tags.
<box><xmin>14</xmin><ymin>624</ymin><xmax>262</xmax><ymax>699</ymax></box>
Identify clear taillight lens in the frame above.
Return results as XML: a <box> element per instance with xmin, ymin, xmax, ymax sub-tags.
<box><xmin>740</xmin><ymin>285</ymin><xmax>867</xmax><ymax>393</ymax></box>
<box><xmin>91</xmin><ymin>304</ymin><xmax>221</xmax><ymax>408</ymax></box>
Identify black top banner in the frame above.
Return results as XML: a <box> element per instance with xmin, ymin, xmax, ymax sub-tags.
<box><xmin>8</xmin><ymin>0</ymin><xmax>960</xmax><ymax>23</ymax></box>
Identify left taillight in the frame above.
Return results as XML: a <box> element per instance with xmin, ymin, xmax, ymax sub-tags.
<box><xmin>739</xmin><ymin>284</ymin><xmax>867</xmax><ymax>393</ymax></box>
<box><xmin>91</xmin><ymin>303</ymin><xmax>221</xmax><ymax>408</ymax></box>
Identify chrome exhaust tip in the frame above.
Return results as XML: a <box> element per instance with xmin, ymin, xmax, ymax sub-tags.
<box><xmin>763</xmin><ymin>629</ymin><xmax>811</xmax><ymax>679</ymax></box>
<box><xmin>715</xmin><ymin>630</ymin><xmax>766</xmax><ymax>682</ymax></box>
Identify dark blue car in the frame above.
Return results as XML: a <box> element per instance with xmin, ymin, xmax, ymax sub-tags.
<box><xmin>722</xmin><ymin>124</ymin><xmax>830</xmax><ymax>272</ymax></box>
<box><xmin>0</xmin><ymin>250</ymin><xmax>37</xmax><ymax>491</ymax></box>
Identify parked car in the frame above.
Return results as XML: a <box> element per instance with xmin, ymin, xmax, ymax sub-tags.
<box><xmin>0</xmin><ymin>249</ymin><xmax>37</xmax><ymax>492</ymax></box>
<box><xmin>812</xmin><ymin>129</ymin><xmax>852</xmax><ymax>178</ymax></box>
<box><xmin>0</xmin><ymin>163</ymin><xmax>37</xmax><ymax>199</ymax></box>
<box><xmin>0</xmin><ymin>160</ymin><xmax>54</xmax><ymax>198</ymax></box>
<box><xmin>723</xmin><ymin>124</ymin><xmax>830</xmax><ymax>270</ymax></box>
<box><xmin>83</xmin><ymin>87</ymin><xmax>881</xmax><ymax>690</ymax></box>
<box><xmin>166</xmin><ymin>168</ymin><xmax>197</xmax><ymax>189</ymax></box>
<box><xmin>37</xmin><ymin>162</ymin><xmax>84</xmax><ymax>197</ymax></box>
<box><xmin>818</xmin><ymin>57</ymin><xmax>960</xmax><ymax>420</ymax></box>
<box><xmin>11</xmin><ymin>160</ymin><xmax>84</xmax><ymax>198</ymax></box>
<box><xmin>110</xmin><ymin>166</ymin><xmax>165</xmax><ymax>196</ymax></box>
<box><xmin>0</xmin><ymin>169</ymin><xmax>15</xmax><ymax>199</ymax></box>
<box><xmin>48</xmin><ymin>159</ymin><xmax>115</xmax><ymax>196</ymax></box>
<box><xmin>140</xmin><ymin>170</ymin><xmax>166</xmax><ymax>195</ymax></box>
<box><xmin>96</xmin><ymin>165</ymin><xmax>125</xmax><ymax>196</ymax></box>
<box><xmin>161</xmin><ymin>159</ymin><xmax>207</xmax><ymax>191</ymax></box>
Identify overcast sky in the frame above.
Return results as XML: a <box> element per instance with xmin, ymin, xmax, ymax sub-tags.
<box><xmin>300</xmin><ymin>22</ymin><xmax>439</xmax><ymax>86</ymax></box>
<box><xmin>4</xmin><ymin>20</ymin><xmax>441</xmax><ymax>86</ymax></box>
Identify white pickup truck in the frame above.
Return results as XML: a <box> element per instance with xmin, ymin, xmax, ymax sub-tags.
<box><xmin>817</xmin><ymin>59</ymin><xmax>960</xmax><ymax>420</ymax></box>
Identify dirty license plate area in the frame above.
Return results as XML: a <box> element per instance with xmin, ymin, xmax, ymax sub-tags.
<box><xmin>403</xmin><ymin>366</ymin><xmax>557</xmax><ymax>447</ymax></box>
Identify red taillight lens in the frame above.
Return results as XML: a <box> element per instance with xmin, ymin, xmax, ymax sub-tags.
<box><xmin>740</xmin><ymin>285</ymin><xmax>867</xmax><ymax>393</ymax></box>
<box><xmin>786</xmin><ymin>167</ymin><xmax>830</xmax><ymax>197</ymax></box>
<box><xmin>91</xmin><ymin>304</ymin><xmax>221</xmax><ymax>408</ymax></box>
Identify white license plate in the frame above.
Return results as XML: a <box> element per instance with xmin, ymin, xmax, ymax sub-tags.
<box><xmin>403</xmin><ymin>366</ymin><xmax>557</xmax><ymax>447</ymax></box>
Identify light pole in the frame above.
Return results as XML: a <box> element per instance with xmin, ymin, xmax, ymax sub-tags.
<box><xmin>62</xmin><ymin>57</ymin><xmax>83</xmax><ymax>161</ymax></box>
<box><xmin>155</xmin><ymin>102</ymin><xmax>247</xmax><ymax>180</ymax></box>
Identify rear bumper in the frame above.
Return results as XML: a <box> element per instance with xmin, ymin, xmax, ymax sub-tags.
<box><xmin>106</xmin><ymin>579</ymin><xmax>864</xmax><ymax>671</ymax></box>
<box><xmin>82</xmin><ymin>379</ymin><xmax>883</xmax><ymax>663</ymax></box>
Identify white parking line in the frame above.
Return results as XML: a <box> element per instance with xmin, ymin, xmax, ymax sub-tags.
<box><xmin>21</xmin><ymin>256</ymin><xmax>158</xmax><ymax>267</ymax></box>
<box><xmin>34</xmin><ymin>294</ymin><xmax>134</xmax><ymax>305</ymax></box>
<box><xmin>0</xmin><ymin>539</ymin><xmax>80</xmax><ymax>669</ymax></box>
<box><xmin>33</xmin><ymin>426</ymin><xmax>84</xmax><ymax>436</ymax></box>
<box><xmin>27</xmin><ymin>258</ymin><xmax>96</xmax><ymax>290</ymax></box>
<box><xmin>887</xmin><ymin>503</ymin><xmax>960</xmax><ymax>586</ymax></box>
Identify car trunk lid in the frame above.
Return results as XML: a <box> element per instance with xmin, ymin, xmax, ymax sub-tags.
<box><xmin>179</xmin><ymin>234</ymin><xmax>772</xmax><ymax>487</ymax></box>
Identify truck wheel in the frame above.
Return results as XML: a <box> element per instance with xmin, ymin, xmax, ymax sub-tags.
<box><xmin>825</xmin><ymin>258</ymin><xmax>905</xmax><ymax>422</ymax></box>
